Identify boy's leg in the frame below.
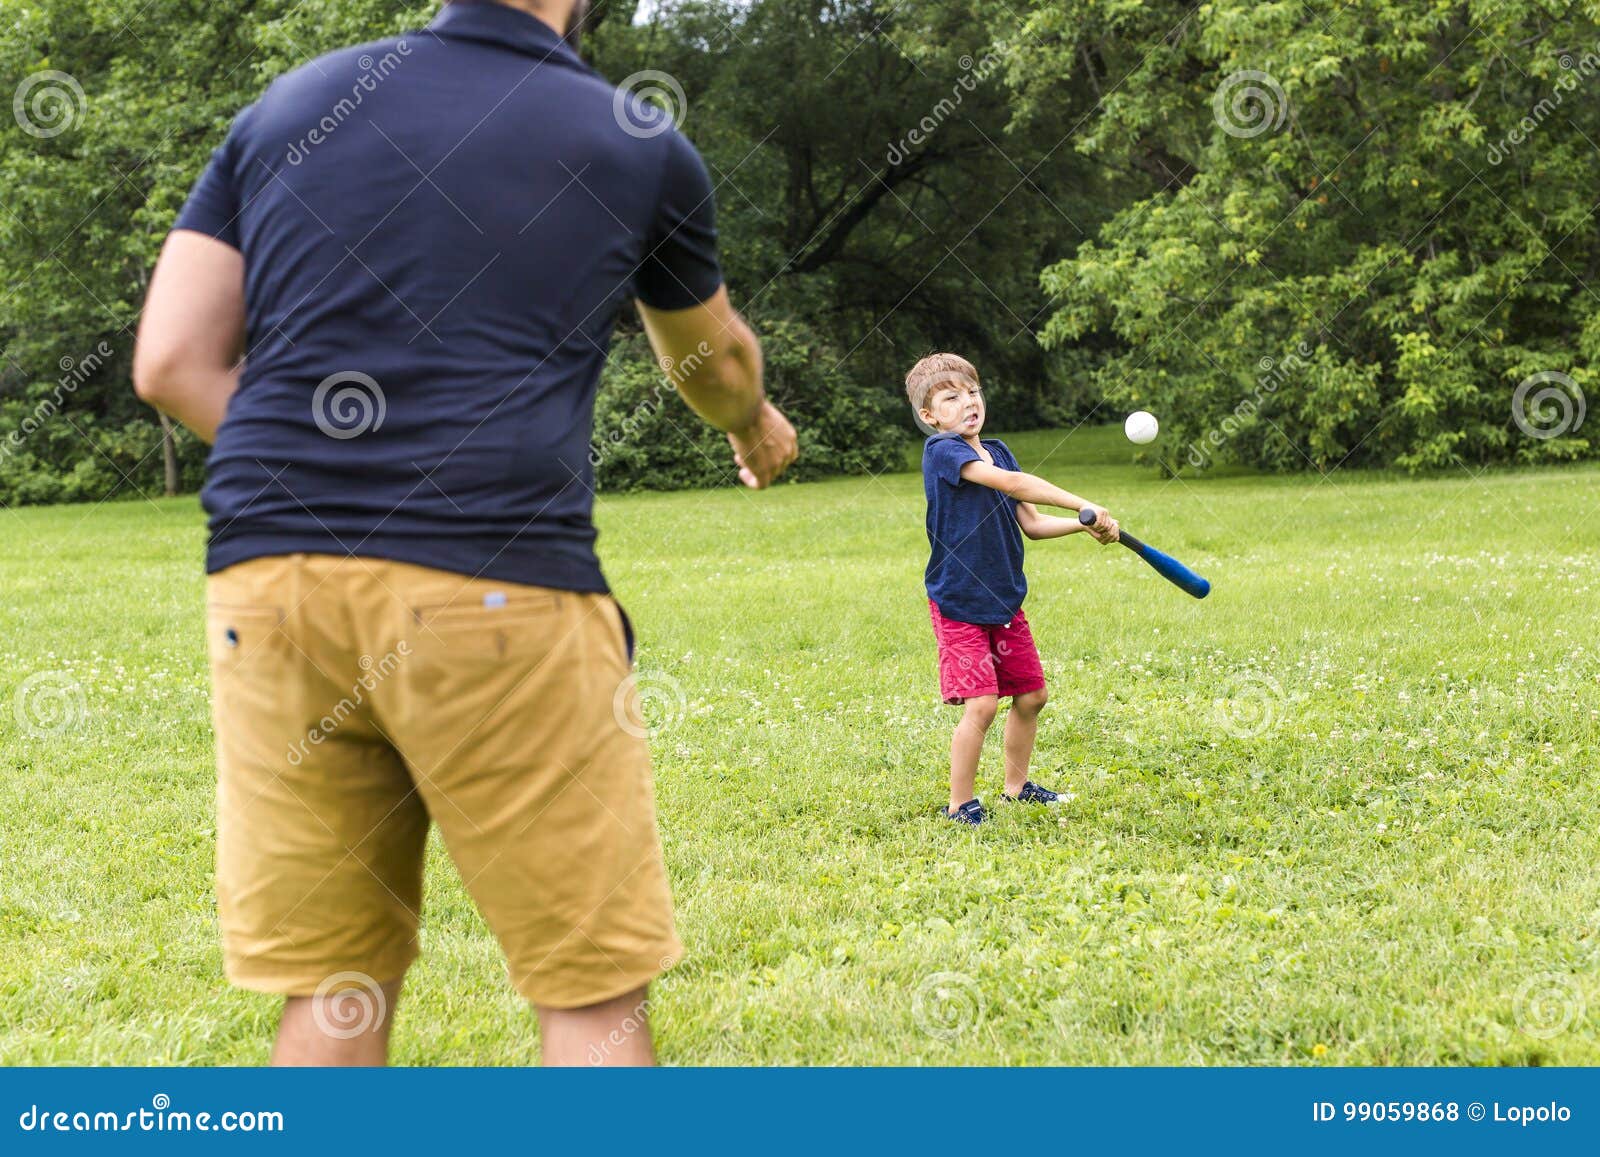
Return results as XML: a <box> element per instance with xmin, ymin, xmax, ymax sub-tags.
<box><xmin>951</xmin><ymin>695</ymin><xmax>998</xmax><ymax>811</ymax></box>
<box><xmin>994</xmin><ymin>609</ymin><xmax>1049</xmax><ymax>795</ymax></box>
<box><xmin>930</xmin><ymin>601</ymin><xmax>1002</xmax><ymax>812</ymax></box>
<box><xmin>1003</xmin><ymin>688</ymin><xmax>1048</xmax><ymax>796</ymax></box>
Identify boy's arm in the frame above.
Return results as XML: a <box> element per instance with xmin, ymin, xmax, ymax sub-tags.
<box><xmin>959</xmin><ymin>459</ymin><xmax>1093</xmax><ymax>512</ymax></box>
<box><xmin>962</xmin><ymin>460</ymin><xmax>1120</xmax><ymax>542</ymax></box>
<box><xmin>1015</xmin><ymin>502</ymin><xmax>1090</xmax><ymax>541</ymax></box>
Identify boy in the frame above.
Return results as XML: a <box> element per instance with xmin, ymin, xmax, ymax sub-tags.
<box><xmin>907</xmin><ymin>353</ymin><xmax>1120</xmax><ymax>825</ymax></box>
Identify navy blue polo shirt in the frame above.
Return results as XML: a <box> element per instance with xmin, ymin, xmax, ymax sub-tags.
<box><xmin>922</xmin><ymin>433</ymin><xmax>1027</xmax><ymax>624</ymax></box>
<box><xmin>173</xmin><ymin>0</ymin><xmax>723</xmax><ymax>591</ymax></box>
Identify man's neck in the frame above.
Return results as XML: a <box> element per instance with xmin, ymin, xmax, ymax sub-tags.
<box><xmin>483</xmin><ymin>0</ymin><xmax>566</xmax><ymax>38</ymax></box>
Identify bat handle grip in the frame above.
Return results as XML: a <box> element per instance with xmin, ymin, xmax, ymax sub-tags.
<box><xmin>1078</xmin><ymin>507</ymin><xmax>1100</xmax><ymax>527</ymax></box>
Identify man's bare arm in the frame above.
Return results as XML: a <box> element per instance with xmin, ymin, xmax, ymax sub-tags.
<box><xmin>132</xmin><ymin>230</ymin><xmax>246</xmax><ymax>444</ymax></box>
<box><xmin>637</xmin><ymin>286</ymin><xmax>761</xmax><ymax>430</ymax></box>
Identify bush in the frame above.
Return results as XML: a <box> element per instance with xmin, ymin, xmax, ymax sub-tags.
<box><xmin>0</xmin><ymin>383</ymin><xmax>198</xmax><ymax>507</ymax></box>
<box><xmin>1027</xmin><ymin>0</ymin><xmax>1600</xmax><ymax>475</ymax></box>
<box><xmin>591</xmin><ymin>319</ymin><xmax>911</xmax><ymax>491</ymax></box>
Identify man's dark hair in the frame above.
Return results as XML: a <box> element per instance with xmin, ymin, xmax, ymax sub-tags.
<box><xmin>564</xmin><ymin>0</ymin><xmax>593</xmax><ymax>51</ymax></box>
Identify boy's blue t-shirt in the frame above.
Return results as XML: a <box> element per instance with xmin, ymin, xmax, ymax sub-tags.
<box><xmin>922</xmin><ymin>433</ymin><xmax>1027</xmax><ymax>625</ymax></box>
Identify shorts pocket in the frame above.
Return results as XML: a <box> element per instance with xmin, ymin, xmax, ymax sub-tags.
<box><xmin>206</xmin><ymin>603</ymin><xmax>290</xmax><ymax>670</ymax></box>
<box><xmin>406</xmin><ymin>591</ymin><xmax>564</xmax><ymax>665</ymax></box>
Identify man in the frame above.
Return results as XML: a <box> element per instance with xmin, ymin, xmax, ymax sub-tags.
<box><xmin>133</xmin><ymin>0</ymin><xmax>796</xmax><ymax>1066</ymax></box>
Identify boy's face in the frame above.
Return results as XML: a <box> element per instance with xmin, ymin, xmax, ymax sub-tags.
<box><xmin>920</xmin><ymin>379</ymin><xmax>985</xmax><ymax>437</ymax></box>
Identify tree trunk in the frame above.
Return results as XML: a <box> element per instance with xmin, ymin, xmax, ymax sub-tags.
<box><xmin>159</xmin><ymin>412</ymin><xmax>178</xmax><ymax>496</ymax></box>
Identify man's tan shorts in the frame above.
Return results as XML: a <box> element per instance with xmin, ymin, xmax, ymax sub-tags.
<box><xmin>206</xmin><ymin>552</ymin><xmax>680</xmax><ymax>1009</ymax></box>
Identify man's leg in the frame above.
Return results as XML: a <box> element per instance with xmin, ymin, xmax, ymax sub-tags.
<box><xmin>208</xmin><ymin>556</ymin><xmax>428</xmax><ymax>1070</ymax></box>
<box><xmin>1003</xmin><ymin>688</ymin><xmax>1048</xmax><ymax>796</ymax></box>
<box><xmin>379</xmin><ymin>578</ymin><xmax>681</xmax><ymax>1065</ymax></box>
<box><xmin>951</xmin><ymin>694</ymin><xmax>998</xmax><ymax>811</ymax></box>
<box><xmin>538</xmin><ymin>985</ymin><xmax>655</xmax><ymax>1066</ymax></box>
<box><xmin>271</xmin><ymin>978</ymin><xmax>405</xmax><ymax>1066</ymax></box>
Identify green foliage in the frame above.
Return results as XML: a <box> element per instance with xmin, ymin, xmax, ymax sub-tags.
<box><xmin>587</xmin><ymin>0</ymin><xmax>1103</xmax><ymax>431</ymax></box>
<box><xmin>0</xmin><ymin>0</ymin><xmax>276</xmax><ymax>502</ymax></box>
<box><xmin>3</xmin><ymin>0</ymin><xmax>1597</xmax><ymax>502</ymax></box>
<box><xmin>0</xmin><ymin>0</ymin><xmax>1092</xmax><ymax>503</ymax></box>
<box><xmin>592</xmin><ymin>320</ymin><xmax>910</xmax><ymax>491</ymax></box>
<box><xmin>1019</xmin><ymin>0</ymin><xmax>1600</xmax><ymax>473</ymax></box>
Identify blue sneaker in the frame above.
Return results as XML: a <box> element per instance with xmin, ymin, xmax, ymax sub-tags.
<box><xmin>1002</xmin><ymin>780</ymin><xmax>1063</xmax><ymax>805</ymax></box>
<box><xmin>943</xmin><ymin>798</ymin><xmax>985</xmax><ymax>825</ymax></box>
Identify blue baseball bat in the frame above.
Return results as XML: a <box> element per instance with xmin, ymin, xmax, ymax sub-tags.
<box><xmin>1079</xmin><ymin>508</ymin><xmax>1211</xmax><ymax>599</ymax></box>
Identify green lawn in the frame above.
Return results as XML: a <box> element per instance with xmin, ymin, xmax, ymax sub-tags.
<box><xmin>1</xmin><ymin>425</ymin><xmax>1596</xmax><ymax>1065</ymax></box>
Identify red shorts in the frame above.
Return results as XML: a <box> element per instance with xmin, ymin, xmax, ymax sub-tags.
<box><xmin>928</xmin><ymin>599</ymin><xmax>1046</xmax><ymax>704</ymax></box>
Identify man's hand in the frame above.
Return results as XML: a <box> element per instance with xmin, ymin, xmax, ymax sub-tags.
<box><xmin>1083</xmin><ymin>507</ymin><xmax>1120</xmax><ymax>544</ymax></box>
<box><xmin>728</xmin><ymin>400</ymin><xmax>797</xmax><ymax>489</ymax></box>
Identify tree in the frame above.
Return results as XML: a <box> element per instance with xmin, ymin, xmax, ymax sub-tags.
<box><xmin>1016</xmin><ymin>0</ymin><xmax>1598</xmax><ymax>473</ymax></box>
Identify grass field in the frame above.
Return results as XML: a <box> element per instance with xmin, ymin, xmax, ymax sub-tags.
<box><xmin>1</xmin><ymin>425</ymin><xmax>1597</xmax><ymax>1065</ymax></box>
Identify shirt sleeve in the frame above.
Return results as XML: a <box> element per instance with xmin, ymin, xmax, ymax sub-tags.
<box><xmin>634</xmin><ymin>129</ymin><xmax>724</xmax><ymax>310</ymax></box>
<box><xmin>926</xmin><ymin>435</ymin><xmax>981</xmax><ymax>487</ymax></box>
<box><xmin>173</xmin><ymin>104</ymin><xmax>257</xmax><ymax>250</ymax></box>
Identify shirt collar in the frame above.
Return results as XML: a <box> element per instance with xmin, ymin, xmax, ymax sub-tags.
<box><xmin>424</xmin><ymin>1</ymin><xmax>588</xmax><ymax>69</ymax></box>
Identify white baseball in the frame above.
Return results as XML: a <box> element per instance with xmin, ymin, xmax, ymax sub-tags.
<box><xmin>1124</xmin><ymin>410</ymin><xmax>1159</xmax><ymax>444</ymax></box>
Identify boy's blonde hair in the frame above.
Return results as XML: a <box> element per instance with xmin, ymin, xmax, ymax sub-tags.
<box><xmin>904</xmin><ymin>352</ymin><xmax>980</xmax><ymax>414</ymax></box>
